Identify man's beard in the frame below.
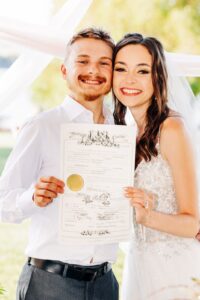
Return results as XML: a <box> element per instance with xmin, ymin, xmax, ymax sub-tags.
<box><xmin>84</xmin><ymin>93</ymin><xmax>103</xmax><ymax>101</ymax></box>
<box><xmin>67</xmin><ymin>79</ymin><xmax>111</xmax><ymax>102</ymax></box>
<box><xmin>83</xmin><ymin>87</ymin><xmax>110</xmax><ymax>101</ymax></box>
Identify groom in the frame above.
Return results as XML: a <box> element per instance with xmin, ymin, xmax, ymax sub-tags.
<box><xmin>0</xmin><ymin>28</ymin><xmax>119</xmax><ymax>300</ymax></box>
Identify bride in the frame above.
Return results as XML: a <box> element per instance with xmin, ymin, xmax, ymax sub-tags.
<box><xmin>112</xmin><ymin>33</ymin><xmax>200</xmax><ymax>299</ymax></box>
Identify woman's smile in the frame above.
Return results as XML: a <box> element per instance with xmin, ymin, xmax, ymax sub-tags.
<box><xmin>120</xmin><ymin>87</ymin><xmax>142</xmax><ymax>96</ymax></box>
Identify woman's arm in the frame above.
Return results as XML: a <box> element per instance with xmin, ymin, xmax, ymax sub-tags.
<box><xmin>125</xmin><ymin>117</ymin><xmax>199</xmax><ymax>238</ymax></box>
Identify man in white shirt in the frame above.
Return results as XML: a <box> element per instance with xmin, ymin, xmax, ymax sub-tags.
<box><xmin>0</xmin><ymin>28</ymin><xmax>119</xmax><ymax>300</ymax></box>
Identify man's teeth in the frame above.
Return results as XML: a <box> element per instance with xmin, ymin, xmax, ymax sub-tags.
<box><xmin>83</xmin><ymin>80</ymin><xmax>101</xmax><ymax>84</ymax></box>
<box><xmin>122</xmin><ymin>88</ymin><xmax>141</xmax><ymax>94</ymax></box>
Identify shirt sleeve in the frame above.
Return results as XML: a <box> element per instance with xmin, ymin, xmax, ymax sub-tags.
<box><xmin>0</xmin><ymin>118</ymin><xmax>43</xmax><ymax>223</ymax></box>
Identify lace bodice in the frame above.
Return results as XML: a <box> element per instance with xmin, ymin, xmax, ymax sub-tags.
<box><xmin>124</xmin><ymin>144</ymin><xmax>200</xmax><ymax>300</ymax></box>
<box><xmin>133</xmin><ymin>144</ymin><xmax>191</xmax><ymax>255</ymax></box>
<box><xmin>135</xmin><ymin>145</ymin><xmax>177</xmax><ymax>214</ymax></box>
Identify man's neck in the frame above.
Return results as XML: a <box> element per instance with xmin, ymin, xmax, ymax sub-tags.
<box><xmin>70</xmin><ymin>94</ymin><xmax>105</xmax><ymax>124</ymax></box>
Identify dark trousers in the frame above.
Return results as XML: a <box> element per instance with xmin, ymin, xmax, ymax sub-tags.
<box><xmin>16</xmin><ymin>263</ymin><xmax>119</xmax><ymax>300</ymax></box>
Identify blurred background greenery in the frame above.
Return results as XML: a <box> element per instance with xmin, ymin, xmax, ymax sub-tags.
<box><xmin>0</xmin><ymin>0</ymin><xmax>200</xmax><ymax>299</ymax></box>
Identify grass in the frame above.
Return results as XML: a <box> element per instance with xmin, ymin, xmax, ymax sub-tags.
<box><xmin>0</xmin><ymin>222</ymin><xmax>29</xmax><ymax>300</ymax></box>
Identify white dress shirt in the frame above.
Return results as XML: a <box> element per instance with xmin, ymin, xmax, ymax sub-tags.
<box><xmin>0</xmin><ymin>97</ymin><xmax>118</xmax><ymax>265</ymax></box>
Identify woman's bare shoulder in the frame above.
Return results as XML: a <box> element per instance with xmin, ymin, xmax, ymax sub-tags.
<box><xmin>162</xmin><ymin>111</ymin><xmax>186</xmax><ymax>134</ymax></box>
<box><xmin>160</xmin><ymin>111</ymin><xmax>191</xmax><ymax>160</ymax></box>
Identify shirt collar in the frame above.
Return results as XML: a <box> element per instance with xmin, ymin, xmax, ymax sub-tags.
<box><xmin>61</xmin><ymin>96</ymin><xmax>92</xmax><ymax>121</ymax></box>
<box><xmin>61</xmin><ymin>96</ymin><xmax>114</xmax><ymax>124</ymax></box>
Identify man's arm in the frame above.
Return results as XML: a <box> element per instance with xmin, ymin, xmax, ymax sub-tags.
<box><xmin>0</xmin><ymin>119</ymin><xmax>43</xmax><ymax>223</ymax></box>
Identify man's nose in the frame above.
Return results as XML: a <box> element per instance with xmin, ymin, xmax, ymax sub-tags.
<box><xmin>87</xmin><ymin>63</ymin><xmax>99</xmax><ymax>75</ymax></box>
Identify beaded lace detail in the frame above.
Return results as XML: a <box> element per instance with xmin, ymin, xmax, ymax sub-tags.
<box><xmin>132</xmin><ymin>143</ymin><xmax>190</xmax><ymax>256</ymax></box>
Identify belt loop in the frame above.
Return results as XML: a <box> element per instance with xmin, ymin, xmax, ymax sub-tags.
<box><xmin>62</xmin><ymin>264</ymin><xmax>68</xmax><ymax>277</ymax></box>
<box><xmin>104</xmin><ymin>262</ymin><xmax>108</xmax><ymax>273</ymax></box>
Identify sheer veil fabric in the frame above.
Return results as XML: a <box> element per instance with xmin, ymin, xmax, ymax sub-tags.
<box><xmin>166</xmin><ymin>56</ymin><xmax>200</xmax><ymax>195</ymax></box>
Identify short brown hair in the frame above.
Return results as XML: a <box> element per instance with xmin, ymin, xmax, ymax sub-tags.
<box><xmin>68</xmin><ymin>27</ymin><xmax>115</xmax><ymax>49</ymax></box>
<box><xmin>64</xmin><ymin>27</ymin><xmax>115</xmax><ymax>63</ymax></box>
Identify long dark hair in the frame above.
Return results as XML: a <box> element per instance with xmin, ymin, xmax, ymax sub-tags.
<box><xmin>113</xmin><ymin>33</ymin><xmax>170</xmax><ymax>167</ymax></box>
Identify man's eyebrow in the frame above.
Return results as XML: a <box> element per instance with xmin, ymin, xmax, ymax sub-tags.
<box><xmin>100</xmin><ymin>57</ymin><xmax>112</xmax><ymax>61</ymax></box>
<box><xmin>77</xmin><ymin>55</ymin><xmax>89</xmax><ymax>58</ymax></box>
<box><xmin>77</xmin><ymin>55</ymin><xmax>112</xmax><ymax>61</ymax></box>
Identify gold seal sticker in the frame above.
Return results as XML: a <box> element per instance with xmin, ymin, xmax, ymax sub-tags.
<box><xmin>66</xmin><ymin>174</ymin><xmax>84</xmax><ymax>192</ymax></box>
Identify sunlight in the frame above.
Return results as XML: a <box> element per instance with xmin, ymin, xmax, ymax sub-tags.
<box><xmin>0</xmin><ymin>0</ymin><xmax>53</xmax><ymax>24</ymax></box>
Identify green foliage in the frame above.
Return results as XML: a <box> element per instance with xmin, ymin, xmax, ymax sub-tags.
<box><xmin>189</xmin><ymin>78</ymin><xmax>200</xmax><ymax>95</ymax></box>
<box><xmin>79</xmin><ymin>0</ymin><xmax>200</xmax><ymax>54</ymax></box>
<box><xmin>0</xmin><ymin>286</ymin><xmax>5</xmax><ymax>295</ymax></box>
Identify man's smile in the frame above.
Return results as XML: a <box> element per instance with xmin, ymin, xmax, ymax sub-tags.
<box><xmin>79</xmin><ymin>75</ymin><xmax>106</xmax><ymax>86</ymax></box>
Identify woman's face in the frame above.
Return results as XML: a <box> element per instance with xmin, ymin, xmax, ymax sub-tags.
<box><xmin>113</xmin><ymin>44</ymin><xmax>154</xmax><ymax>112</ymax></box>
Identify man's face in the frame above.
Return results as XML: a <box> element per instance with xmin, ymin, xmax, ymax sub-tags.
<box><xmin>61</xmin><ymin>38</ymin><xmax>113</xmax><ymax>102</ymax></box>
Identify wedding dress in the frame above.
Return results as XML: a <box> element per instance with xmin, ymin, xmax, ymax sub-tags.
<box><xmin>121</xmin><ymin>142</ymin><xmax>200</xmax><ymax>300</ymax></box>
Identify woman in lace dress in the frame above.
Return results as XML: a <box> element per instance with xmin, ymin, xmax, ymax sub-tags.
<box><xmin>113</xmin><ymin>33</ymin><xmax>200</xmax><ymax>300</ymax></box>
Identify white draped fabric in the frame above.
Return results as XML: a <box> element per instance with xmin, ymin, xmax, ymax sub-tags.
<box><xmin>0</xmin><ymin>0</ymin><xmax>92</xmax><ymax>111</ymax></box>
<box><xmin>166</xmin><ymin>52</ymin><xmax>200</xmax><ymax>77</ymax></box>
<box><xmin>0</xmin><ymin>17</ymin><xmax>65</xmax><ymax>58</ymax></box>
<box><xmin>0</xmin><ymin>0</ymin><xmax>200</xmax><ymax>113</ymax></box>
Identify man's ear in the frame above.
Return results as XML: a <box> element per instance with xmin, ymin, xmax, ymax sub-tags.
<box><xmin>61</xmin><ymin>64</ymin><xmax>67</xmax><ymax>79</ymax></box>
